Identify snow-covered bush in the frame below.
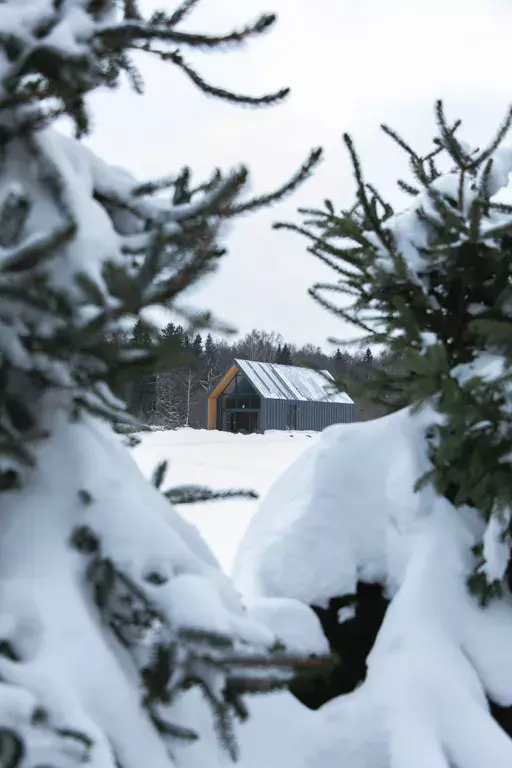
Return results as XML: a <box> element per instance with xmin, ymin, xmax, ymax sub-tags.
<box><xmin>0</xmin><ymin>1</ymin><xmax>323</xmax><ymax>766</ymax></box>
<box><xmin>234</xmin><ymin>104</ymin><xmax>512</xmax><ymax>765</ymax></box>
<box><xmin>235</xmin><ymin>402</ymin><xmax>512</xmax><ymax>767</ymax></box>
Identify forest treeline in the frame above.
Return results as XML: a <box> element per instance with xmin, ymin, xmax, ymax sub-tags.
<box><xmin>121</xmin><ymin>322</ymin><xmax>388</xmax><ymax>428</ymax></box>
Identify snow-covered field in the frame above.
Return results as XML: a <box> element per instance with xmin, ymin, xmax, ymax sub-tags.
<box><xmin>133</xmin><ymin>428</ymin><xmax>319</xmax><ymax>573</ymax></box>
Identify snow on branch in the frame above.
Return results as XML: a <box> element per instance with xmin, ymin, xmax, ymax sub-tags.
<box><xmin>0</xmin><ymin>1</ymin><xmax>291</xmax><ymax>137</ymax></box>
<box><xmin>0</xmin><ymin>2</ymin><xmax>325</xmax><ymax>765</ymax></box>
<box><xmin>276</xmin><ymin>100</ymin><xmax>512</xmax><ymax>602</ymax></box>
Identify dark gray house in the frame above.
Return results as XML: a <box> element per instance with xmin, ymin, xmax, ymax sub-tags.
<box><xmin>207</xmin><ymin>358</ymin><xmax>355</xmax><ymax>433</ymax></box>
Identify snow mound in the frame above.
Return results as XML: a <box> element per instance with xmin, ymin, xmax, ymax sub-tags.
<box><xmin>233</xmin><ymin>406</ymin><xmax>512</xmax><ymax>767</ymax></box>
<box><xmin>233</xmin><ymin>406</ymin><xmax>432</xmax><ymax>607</ymax></box>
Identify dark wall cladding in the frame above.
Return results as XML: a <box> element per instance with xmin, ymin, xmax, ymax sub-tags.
<box><xmin>260</xmin><ymin>399</ymin><xmax>355</xmax><ymax>432</ymax></box>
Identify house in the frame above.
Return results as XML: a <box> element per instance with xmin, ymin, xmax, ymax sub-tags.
<box><xmin>207</xmin><ymin>358</ymin><xmax>355</xmax><ymax>433</ymax></box>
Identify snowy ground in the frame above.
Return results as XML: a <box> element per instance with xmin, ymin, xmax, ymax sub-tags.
<box><xmin>133</xmin><ymin>428</ymin><xmax>319</xmax><ymax>573</ymax></box>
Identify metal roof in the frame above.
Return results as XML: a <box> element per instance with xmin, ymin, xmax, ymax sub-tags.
<box><xmin>234</xmin><ymin>359</ymin><xmax>353</xmax><ymax>404</ymax></box>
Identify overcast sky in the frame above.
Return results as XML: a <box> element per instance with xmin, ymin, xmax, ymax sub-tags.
<box><xmin>85</xmin><ymin>0</ymin><xmax>512</xmax><ymax>350</ymax></box>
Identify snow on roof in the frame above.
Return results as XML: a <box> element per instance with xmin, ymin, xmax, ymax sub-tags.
<box><xmin>234</xmin><ymin>359</ymin><xmax>353</xmax><ymax>404</ymax></box>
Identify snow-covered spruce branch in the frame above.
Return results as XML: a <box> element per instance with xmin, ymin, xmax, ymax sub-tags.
<box><xmin>152</xmin><ymin>461</ymin><xmax>258</xmax><ymax>506</ymax></box>
<box><xmin>0</xmin><ymin>2</ymin><xmax>293</xmax><ymax>136</ymax></box>
<box><xmin>278</xmin><ymin>105</ymin><xmax>512</xmax><ymax>603</ymax></box>
<box><xmin>69</xmin><ymin>519</ymin><xmax>312</xmax><ymax>760</ymax></box>
<box><xmin>0</xmin><ymin>2</ymin><xmax>323</xmax><ymax>765</ymax></box>
<box><xmin>0</xmin><ymin>118</ymin><xmax>319</xmax><ymax>442</ymax></box>
<box><xmin>259</xmin><ymin>100</ymin><xmax>512</xmax><ymax>766</ymax></box>
<box><xmin>165</xmin><ymin>486</ymin><xmax>259</xmax><ymax>506</ymax></box>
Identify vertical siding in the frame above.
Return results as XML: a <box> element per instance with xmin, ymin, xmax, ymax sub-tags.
<box><xmin>258</xmin><ymin>400</ymin><xmax>268</xmax><ymax>432</ymax></box>
<box><xmin>299</xmin><ymin>401</ymin><xmax>355</xmax><ymax>430</ymax></box>
<box><xmin>208</xmin><ymin>395</ymin><xmax>356</xmax><ymax>432</ymax></box>
<box><xmin>262</xmin><ymin>399</ymin><xmax>288</xmax><ymax>430</ymax></box>
<box><xmin>262</xmin><ymin>399</ymin><xmax>355</xmax><ymax>431</ymax></box>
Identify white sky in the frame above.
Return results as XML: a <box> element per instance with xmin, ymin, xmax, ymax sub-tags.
<box><xmin>85</xmin><ymin>0</ymin><xmax>512</xmax><ymax>349</ymax></box>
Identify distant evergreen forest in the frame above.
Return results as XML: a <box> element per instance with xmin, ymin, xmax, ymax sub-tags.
<box><xmin>118</xmin><ymin>323</ymin><xmax>389</xmax><ymax>429</ymax></box>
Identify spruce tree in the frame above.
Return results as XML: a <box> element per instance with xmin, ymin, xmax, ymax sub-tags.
<box><xmin>160</xmin><ymin>322</ymin><xmax>188</xmax><ymax>359</ymax></box>
<box><xmin>275</xmin><ymin>101</ymin><xmax>512</xmax><ymax>709</ymax></box>
<box><xmin>276</xmin><ymin>343</ymin><xmax>294</xmax><ymax>365</ymax></box>
<box><xmin>129</xmin><ymin>319</ymin><xmax>158</xmax><ymax>422</ymax></box>
<box><xmin>0</xmin><ymin>1</ymin><xmax>322</xmax><ymax>764</ymax></box>
<box><xmin>205</xmin><ymin>332</ymin><xmax>217</xmax><ymax>361</ymax></box>
<box><xmin>192</xmin><ymin>333</ymin><xmax>203</xmax><ymax>358</ymax></box>
<box><xmin>161</xmin><ymin>322</ymin><xmax>177</xmax><ymax>341</ymax></box>
<box><xmin>362</xmin><ymin>346</ymin><xmax>374</xmax><ymax>366</ymax></box>
<box><xmin>333</xmin><ymin>347</ymin><xmax>343</xmax><ymax>373</ymax></box>
<box><xmin>201</xmin><ymin>332</ymin><xmax>221</xmax><ymax>396</ymax></box>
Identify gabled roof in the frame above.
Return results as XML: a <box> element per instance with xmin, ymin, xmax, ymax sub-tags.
<box><xmin>234</xmin><ymin>359</ymin><xmax>353</xmax><ymax>404</ymax></box>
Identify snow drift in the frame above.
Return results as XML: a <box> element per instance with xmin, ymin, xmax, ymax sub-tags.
<box><xmin>234</xmin><ymin>406</ymin><xmax>512</xmax><ymax>767</ymax></box>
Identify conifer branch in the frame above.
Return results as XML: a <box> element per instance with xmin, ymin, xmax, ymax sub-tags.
<box><xmin>165</xmin><ymin>485</ymin><xmax>258</xmax><ymax>505</ymax></box>
<box><xmin>284</xmin><ymin>99</ymin><xmax>512</xmax><ymax>605</ymax></box>
<box><xmin>146</xmin><ymin>47</ymin><xmax>289</xmax><ymax>106</ymax></box>
<box><xmin>226</xmin><ymin>148</ymin><xmax>322</xmax><ymax>216</ymax></box>
<box><xmin>122</xmin><ymin>0</ymin><xmax>143</xmax><ymax>21</ymax></box>
<box><xmin>98</xmin><ymin>13</ymin><xmax>277</xmax><ymax>50</ymax></box>
<box><xmin>397</xmin><ymin>179</ymin><xmax>420</xmax><ymax>196</ymax></box>
<box><xmin>435</xmin><ymin>100</ymin><xmax>472</xmax><ymax>169</ymax></box>
<box><xmin>381</xmin><ymin>123</ymin><xmax>420</xmax><ymax>161</ymax></box>
<box><xmin>0</xmin><ymin>1</ymin><xmax>326</xmax><ymax>761</ymax></box>
<box><xmin>169</xmin><ymin>0</ymin><xmax>203</xmax><ymax>28</ymax></box>
<box><xmin>342</xmin><ymin>133</ymin><xmax>395</xmax><ymax>256</ymax></box>
<box><xmin>470</xmin><ymin>103</ymin><xmax>512</xmax><ymax>169</ymax></box>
